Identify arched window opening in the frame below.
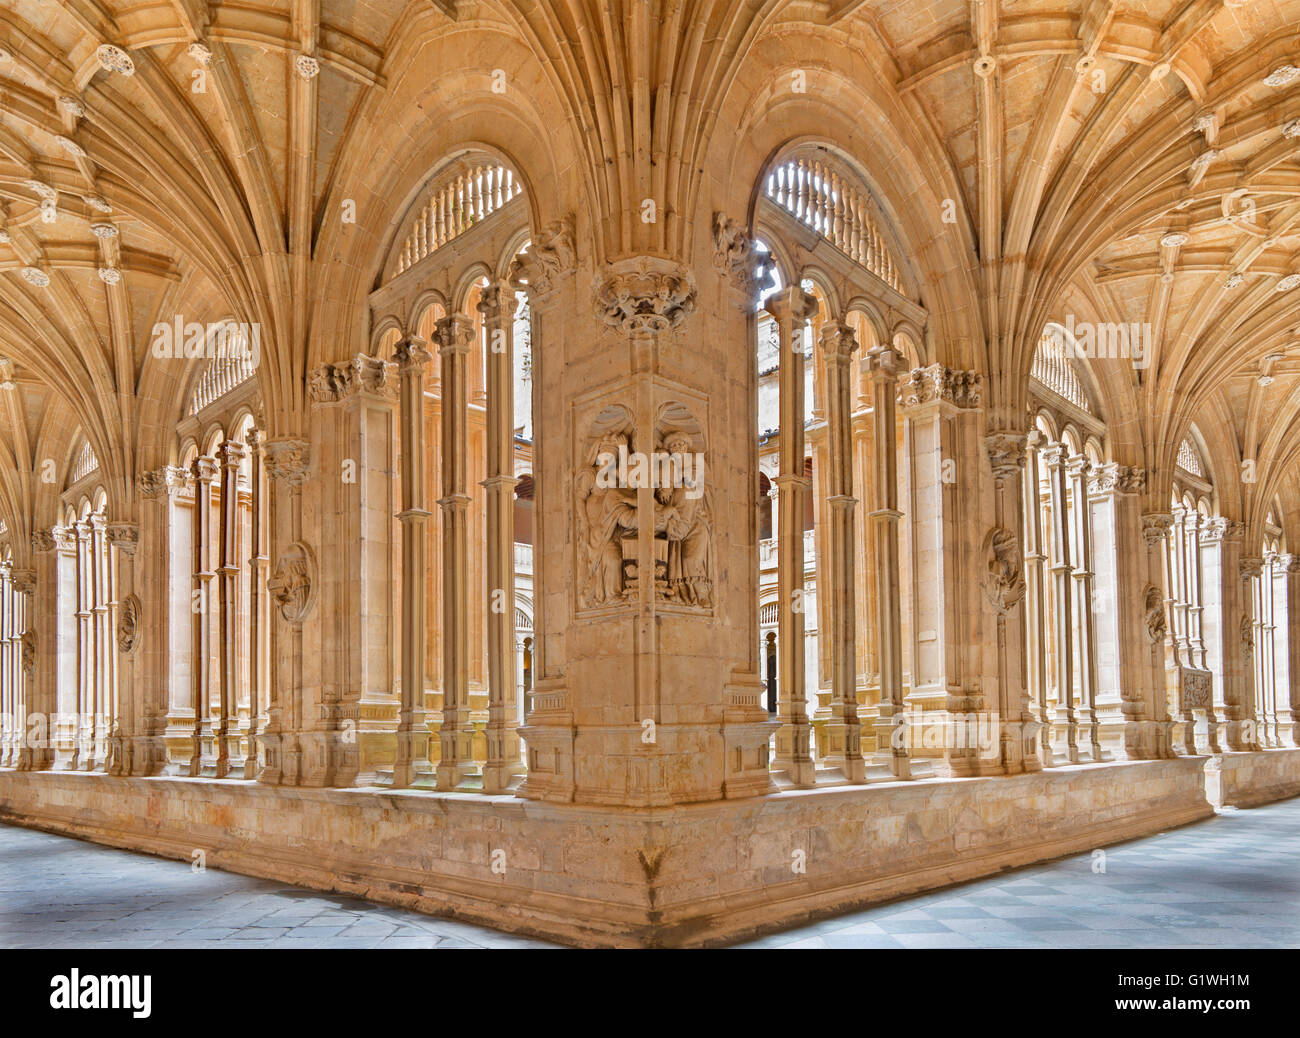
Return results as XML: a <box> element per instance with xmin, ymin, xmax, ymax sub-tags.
<box><xmin>392</xmin><ymin>162</ymin><xmax>523</xmax><ymax>278</ymax></box>
<box><xmin>763</xmin><ymin>151</ymin><xmax>903</xmax><ymax>292</ymax></box>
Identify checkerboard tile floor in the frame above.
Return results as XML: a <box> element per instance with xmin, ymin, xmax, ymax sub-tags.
<box><xmin>732</xmin><ymin>798</ymin><xmax>1300</xmax><ymax>948</ymax></box>
<box><xmin>3</xmin><ymin>797</ymin><xmax>1297</xmax><ymax>948</ymax></box>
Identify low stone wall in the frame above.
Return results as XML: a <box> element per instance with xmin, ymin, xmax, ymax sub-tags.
<box><xmin>1204</xmin><ymin>748</ymin><xmax>1300</xmax><ymax>809</ymax></box>
<box><xmin>0</xmin><ymin>757</ymin><xmax>1246</xmax><ymax>947</ymax></box>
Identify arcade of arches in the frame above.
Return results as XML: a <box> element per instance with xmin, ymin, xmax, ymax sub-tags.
<box><xmin>1</xmin><ymin>0</ymin><xmax>1299</xmax><ymax>948</ymax></box>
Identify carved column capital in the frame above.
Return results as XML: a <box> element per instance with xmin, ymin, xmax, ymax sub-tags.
<box><xmin>1240</xmin><ymin>556</ymin><xmax>1264</xmax><ymax>580</ymax></box>
<box><xmin>594</xmin><ymin>256</ymin><xmax>698</xmax><ymax>334</ymax></box>
<box><xmin>508</xmin><ymin>219</ymin><xmax>575</xmax><ymax>297</ymax></box>
<box><xmin>10</xmin><ymin>568</ymin><xmax>35</xmax><ymax>595</ymax></box>
<box><xmin>1141</xmin><ymin>512</ymin><xmax>1173</xmax><ymax>546</ymax></box>
<box><xmin>898</xmin><ymin>364</ymin><xmax>982</xmax><ymax>410</ymax></box>
<box><xmin>1282</xmin><ymin>553</ymin><xmax>1300</xmax><ymax>574</ymax></box>
<box><xmin>764</xmin><ymin>284</ymin><xmax>818</xmax><ymax>327</ymax></box>
<box><xmin>219</xmin><ymin>440</ymin><xmax>248</xmax><ymax>469</ymax></box>
<box><xmin>30</xmin><ymin>529</ymin><xmax>55</xmax><ymax>553</ymax></box>
<box><xmin>138</xmin><ymin>465</ymin><xmax>187</xmax><ymax>498</ymax></box>
<box><xmin>1064</xmin><ymin>454</ymin><xmax>1090</xmax><ymax>480</ymax></box>
<box><xmin>818</xmin><ymin>320</ymin><xmax>858</xmax><ymax>361</ymax></box>
<box><xmin>263</xmin><ymin>438</ymin><xmax>312</xmax><ymax>486</ymax></box>
<box><xmin>192</xmin><ymin>455</ymin><xmax>220</xmax><ymax>483</ymax></box>
<box><xmin>711</xmin><ymin>212</ymin><xmax>773</xmax><ymax>302</ymax></box>
<box><xmin>393</xmin><ymin>337</ymin><xmax>432</xmax><ymax>373</ymax></box>
<box><xmin>985</xmin><ymin>431</ymin><xmax>1027</xmax><ymax>485</ymax></box>
<box><xmin>433</xmin><ymin>313</ymin><xmax>476</xmax><ymax>355</ymax></box>
<box><xmin>105</xmin><ymin>521</ymin><xmax>139</xmax><ymax>555</ymax></box>
<box><xmin>309</xmin><ymin>353</ymin><xmax>397</xmax><ymax>403</ymax></box>
<box><xmin>477</xmin><ymin>278</ymin><xmax>516</xmax><ymax>326</ymax></box>
<box><xmin>1039</xmin><ymin>442</ymin><xmax>1068</xmax><ymax>469</ymax></box>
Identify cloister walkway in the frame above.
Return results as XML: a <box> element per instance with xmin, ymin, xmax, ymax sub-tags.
<box><xmin>2</xmin><ymin>799</ymin><xmax>1297</xmax><ymax>949</ymax></box>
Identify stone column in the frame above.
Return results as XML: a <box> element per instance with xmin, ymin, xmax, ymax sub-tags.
<box><xmin>105</xmin><ymin>522</ymin><xmax>138</xmax><ymax>776</ymax></box>
<box><xmin>1022</xmin><ymin>433</ymin><xmax>1051</xmax><ymax>763</ymax></box>
<box><xmin>435</xmin><ymin>313</ymin><xmax>479</xmax><ymax>791</ymax></box>
<box><xmin>983</xmin><ymin>433</ymin><xmax>1040</xmax><ymax>774</ymax></box>
<box><xmin>392</xmin><ymin>338</ymin><xmax>435</xmax><ymax>788</ymax></box>
<box><xmin>0</xmin><ymin>564</ymin><xmax>11</xmax><ymax>767</ymax></box>
<box><xmin>0</xmin><ymin>564</ymin><xmax>12</xmax><ymax>767</ymax></box>
<box><xmin>1260</xmin><ymin>553</ymin><xmax>1278</xmax><ymax>746</ymax></box>
<box><xmin>1041</xmin><ymin>443</ymin><xmax>1078</xmax><ymax>763</ymax></box>
<box><xmin>245</xmin><ymin>434</ymin><xmax>268</xmax><ymax>779</ymax></box>
<box><xmin>214</xmin><ymin>441</ymin><xmax>247</xmax><ymax>776</ymax></box>
<box><xmin>1239</xmin><ymin>554</ymin><xmax>1262</xmax><ymax>748</ymax></box>
<box><xmin>136</xmin><ymin>466</ymin><xmax>186</xmax><ymax>775</ymax></box>
<box><xmin>817</xmin><ymin>320</ymin><xmax>864</xmax><ymax>781</ymax></box>
<box><xmin>1140</xmin><ymin>512</ymin><xmax>1175</xmax><ymax>758</ymax></box>
<box><xmin>189</xmin><ymin>456</ymin><xmax>218</xmax><ymax>776</ymax></box>
<box><xmin>765</xmin><ymin>285</ymin><xmax>818</xmax><ymax>786</ymax></box>
<box><xmin>260</xmin><ymin>438</ymin><xmax>313</xmax><ymax>787</ymax></box>
<box><xmin>73</xmin><ymin>519</ymin><xmax>93</xmax><ymax>769</ymax></box>
<box><xmin>479</xmin><ymin>281</ymin><xmax>524</xmax><ymax>793</ymax></box>
<box><xmin>22</xmin><ymin>531</ymin><xmax>57</xmax><ymax>770</ymax></box>
<box><xmin>868</xmin><ymin>343</ymin><xmax>910</xmax><ymax>778</ymax></box>
<box><xmin>1281</xmin><ymin>554</ymin><xmax>1300</xmax><ymax>746</ymax></box>
<box><xmin>89</xmin><ymin>514</ymin><xmax>111</xmax><ymax>769</ymax></box>
<box><xmin>509</xmin><ymin>226</ymin><xmax>579</xmax><ymax>803</ymax></box>
<box><xmin>9</xmin><ymin>569</ymin><xmax>34</xmax><ymax>768</ymax></box>
<box><xmin>1066</xmin><ymin>454</ymin><xmax>1102</xmax><ymax>761</ymax></box>
<box><xmin>53</xmin><ymin>525</ymin><xmax>79</xmax><ymax>769</ymax></box>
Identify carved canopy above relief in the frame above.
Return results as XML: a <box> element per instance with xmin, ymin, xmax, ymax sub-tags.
<box><xmin>573</xmin><ymin>384</ymin><xmax>715</xmax><ymax>616</ymax></box>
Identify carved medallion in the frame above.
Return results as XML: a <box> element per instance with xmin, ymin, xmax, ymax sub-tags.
<box><xmin>117</xmin><ymin>593</ymin><xmax>142</xmax><ymax>655</ymax></box>
<box><xmin>268</xmin><ymin>541</ymin><xmax>317</xmax><ymax>623</ymax></box>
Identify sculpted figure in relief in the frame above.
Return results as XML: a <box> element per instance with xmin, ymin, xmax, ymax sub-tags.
<box><xmin>575</xmin><ymin>421</ymin><xmax>639</xmax><ymax>609</ymax></box>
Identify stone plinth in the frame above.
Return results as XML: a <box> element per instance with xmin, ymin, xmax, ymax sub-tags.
<box><xmin>0</xmin><ymin>759</ymin><xmax>1241</xmax><ymax>946</ymax></box>
<box><xmin>1203</xmin><ymin>748</ymin><xmax>1300</xmax><ymax>809</ymax></box>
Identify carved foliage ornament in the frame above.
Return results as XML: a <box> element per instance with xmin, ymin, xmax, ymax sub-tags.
<box><xmin>30</xmin><ymin>530</ymin><xmax>55</xmax><ymax>553</ymax></box>
<box><xmin>117</xmin><ymin>593</ymin><xmax>141</xmax><ymax>655</ymax></box>
<box><xmin>594</xmin><ymin>257</ymin><xmax>697</xmax><ymax>334</ymax></box>
<box><xmin>268</xmin><ymin>541</ymin><xmax>316</xmax><ymax>623</ymax></box>
<box><xmin>983</xmin><ymin>526</ymin><xmax>1025</xmax><ymax>614</ymax></box>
